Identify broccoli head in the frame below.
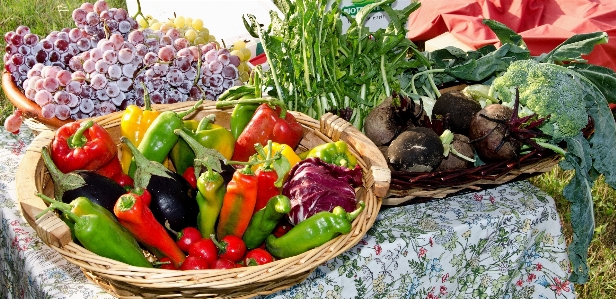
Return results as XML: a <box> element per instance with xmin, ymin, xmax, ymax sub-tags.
<box><xmin>492</xmin><ymin>59</ymin><xmax>589</xmax><ymax>140</ymax></box>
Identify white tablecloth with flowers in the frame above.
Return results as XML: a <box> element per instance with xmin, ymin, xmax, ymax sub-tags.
<box><xmin>0</xmin><ymin>124</ymin><xmax>576</xmax><ymax>299</ymax></box>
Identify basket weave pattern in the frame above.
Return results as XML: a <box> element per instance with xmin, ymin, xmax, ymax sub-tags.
<box><xmin>16</xmin><ymin>101</ymin><xmax>390</xmax><ymax>298</ymax></box>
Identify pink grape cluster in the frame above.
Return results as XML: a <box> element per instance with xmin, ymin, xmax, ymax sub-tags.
<box><xmin>71</xmin><ymin>1</ymin><xmax>138</xmax><ymax>42</ymax></box>
<box><xmin>3</xmin><ymin>0</ymin><xmax>243</xmax><ymax>121</ymax></box>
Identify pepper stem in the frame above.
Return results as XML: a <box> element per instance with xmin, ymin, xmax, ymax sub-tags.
<box><xmin>173</xmin><ymin>129</ymin><xmax>226</xmax><ymax>177</ymax></box>
<box><xmin>214</xmin><ymin>97</ymin><xmax>285</xmax><ymax>110</ymax></box>
<box><xmin>164</xmin><ymin>220</ymin><xmax>179</xmax><ymax>238</ymax></box>
<box><xmin>143</xmin><ymin>82</ymin><xmax>152</xmax><ymax>111</ymax></box>
<box><xmin>177</xmin><ymin>99</ymin><xmax>203</xmax><ymax>119</ymax></box>
<box><xmin>67</xmin><ymin>120</ymin><xmax>94</xmax><ymax>149</ymax></box>
<box><xmin>35</xmin><ymin>193</ymin><xmax>79</xmax><ymax>222</ymax></box>
<box><xmin>197</xmin><ymin>114</ymin><xmax>216</xmax><ymax>131</ymax></box>
<box><xmin>120</xmin><ymin>137</ymin><xmax>172</xmax><ymax>189</ymax></box>
<box><xmin>210</xmin><ymin>234</ymin><xmax>227</xmax><ymax>253</ymax></box>
<box><xmin>40</xmin><ymin>147</ymin><xmax>86</xmax><ymax>200</ymax></box>
<box><xmin>347</xmin><ymin>201</ymin><xmax>365</xmax><ymax>222</ymax></box>
<box><xmin>116</xmin><ymin>193</ymin><xmax>137</xmax><ymax>212</ymax></box>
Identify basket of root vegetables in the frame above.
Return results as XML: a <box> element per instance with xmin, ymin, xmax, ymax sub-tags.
<box><xmin>368</xmin><ymin>25</ymin><xmax>616</xmax><ymax>208</ymax></box>
<box><xmin>16</xmin><ymin>97</ymin><xmax>389</xmax><ymax>298</ymax></box>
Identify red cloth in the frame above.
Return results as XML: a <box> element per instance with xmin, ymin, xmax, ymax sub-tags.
<box><xmin>406</xmin><ymin>0</ymin><xmax>616</xmax><ymax>72</ymax></box>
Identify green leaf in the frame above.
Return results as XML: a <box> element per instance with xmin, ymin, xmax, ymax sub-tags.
<box><xmin>568</xmin><ymin>63</ymin><xmax>616</xmax><ymax>104</ymax></box>
<box><xmin>483</xmin><ymin>19</ymin><xmax>527</xmax><ymax>49</ymax></box>
<box><xmin>540</xmin><ymin>31</ymin><xmax>608</xmax><ymax>64</ymax></box>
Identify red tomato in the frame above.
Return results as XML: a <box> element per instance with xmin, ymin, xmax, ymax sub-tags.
<box><xmin>244</xmin><ymin>248</ymin><xmax>274</xmax><ymax>266</ymax></box>
<box><xmin>212</xmin><ymin>235</ymin><xmax>247</xmax><ymax>263</ymax></box>
<box><xmin>188</xmin><ymin>238</ymin><xmax>218</xmax><ymax>266</ymax></box>
<box><xmin>179</xmin><ymin>256</ymin><xmax>209</xmax><ymax>270</ymax></box>
<box><xmin>211</xmin><ymin>259</ymin><xmax>236</xmax><ymax>269</ymax></box>
<box><xmin>176</xmin><ymin>227</ymin><xmax>202</xmax><ymax>253</ymax></box>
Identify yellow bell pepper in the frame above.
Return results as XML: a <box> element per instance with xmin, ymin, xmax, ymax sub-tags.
<box><xmin>120</xmin><ymin>103</ymin><xmax>161</xmax><ymax>174</ymax></box>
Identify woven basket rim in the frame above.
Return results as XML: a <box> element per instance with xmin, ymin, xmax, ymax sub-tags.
<box><xmin>16</xmin><ymin>101</ymin><xmax>388</xmax><ymax>298</ymax></box>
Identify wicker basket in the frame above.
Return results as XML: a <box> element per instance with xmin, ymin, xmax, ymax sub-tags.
<box><xmin>384</xmin><ymin>152</ymin><xmax>561</xmax><ymax>205</ymax></box>
<box><xmin>16</xmin><ymin>101</ymin><xmax>391</xmax><ymax>298</ymax></box>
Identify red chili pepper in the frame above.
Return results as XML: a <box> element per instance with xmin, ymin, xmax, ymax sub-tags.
<box><xmin>273</xmin><ymin>220</ymin><xmax>292</xmax><ymax>238</ymax></box>
<box><xmin>114</xmin><ymin>189</ymin><xmax>186</xmax><ymax>268</ymax></box>
<box><xmin>244</xmin><ymin>248</ymin><xmax>274</xmax><ymax>266</ymax></box>
<box><xmin>231</xmin><ymin>103</ymin><xmax>304</xmax><ymax>162</ymax></box>
<box><xmin>216</xmin><ymin>167</ymin><xmax>258</xmax><ymax>239</ymax></box>
<box><xmin>95</xmin><ymin>155</ymin><xmax>134</xmax><ymax>188</ymax></box>
<box><xmin>182</xmin><ymin>166</ymin><xmax>197</xmax><ymax>190</ymax></box>
<box><xmin>51</xmin><ymin>120</ymin><xmax>117</xmax><ymax>173</ymax></box>
<box><xmin>254</xmin><ymin>168</ymin><xmax>280</xmax><ymax>214</ymax></box>
<box><xmin>211</xmin><ymin>234</ymin><xmax>247</xmax><ymax>263</ymax></box>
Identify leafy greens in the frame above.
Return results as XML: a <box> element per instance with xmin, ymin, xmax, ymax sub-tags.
<box><xmin>243</xmin><ymin>0</ymin><xmax>420</xmax><ymax>130</ymax></box>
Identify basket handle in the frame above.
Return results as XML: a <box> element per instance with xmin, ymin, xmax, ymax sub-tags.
<box><xmin>319</xmin><ymin>113</ymin><xmax>391</xmax><ymax>198</ymax></box>
<box><xmin>16</xmin><ymin>130</ymin><xmax>73</xmax><ymax>247</ymax></box>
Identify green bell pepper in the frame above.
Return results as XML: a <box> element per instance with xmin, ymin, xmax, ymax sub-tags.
<box><xmin>265</xmin><ymin>201</ymin><xmax>365</xmax><ymax>259</ymax></box>
<box><xmin>243</xmin><ymin>195</ymin><xmax>291</xmax><ymax>249</ymax></box>
<box><xmin>36</xmin><ymin>193</ymin><xmax>152</xmax><ymax>268</ymax></box>
<box><xmin>299</xmin><ymin>140</ymin><xmax>358</xmax><ymax>169</ymax></box>
<box><xmin>170</xmin><ymin>114</ymin><xmax>235</xmax><ymax>176</ymax></box>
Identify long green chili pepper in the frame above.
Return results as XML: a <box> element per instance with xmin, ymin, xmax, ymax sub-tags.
<box><xmin>36</xmin><ymin>193</ymin><xmax>152</xmax><ymax>268</ymax></box>
<box><xmin>265</xmin><ymin>201</ymin><xmax>365</xmax><ymax>259</ymax></box>
<box><xmin>243</xmin><ymin>194</ymin><xmax>291</xmax><ymax>249</ymax></box>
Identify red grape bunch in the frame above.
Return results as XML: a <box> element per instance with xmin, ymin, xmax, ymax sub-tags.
<box><xmin>3</xmin><ymin>0</ymin><xmax>246</xmax><ymax>123</ymax></box>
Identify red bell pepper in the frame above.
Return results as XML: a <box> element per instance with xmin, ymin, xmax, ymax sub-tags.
<box><xmin>216</xmin><ymin>166</ymin><xmax>258</xmax><ymax>239</ymax></box>
<box><xmin>114</xmin><ymin>188</ymin><xmax>186</xmax><ymax>268</ymax></box>
<box><xmin>51</xmin><ymin>120</ymin><xmax>117</xmax><ymax>174</ymax></box>
<box><xmin>231</xmin><ymin>103</ymin><xmax>304</xmax><ymax>162</ymax></box>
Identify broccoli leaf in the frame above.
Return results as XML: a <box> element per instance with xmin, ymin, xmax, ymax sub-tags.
<box><xmin>568</xmin><ymin>63</ymin><xmax>616</xmax><ymax>105</ymax></box>
<box><xmin>540</xmin><ymin>32</ymin><xmax>609</xmax><ymax>64</ymax></box>
<box><xmin>482</xmin><ymin>19</ymin><xmax>527</xmax><ymax>49</ymax></box>
<box><xmin>557</xmin><ymin>68</ymin><xmax>616</xmax><ymax>283</ymax></box>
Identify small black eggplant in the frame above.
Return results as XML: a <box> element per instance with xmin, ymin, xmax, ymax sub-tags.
<box><xmin>41</xmin><ymin>147</ymin><xmax>126</xmax><ymax>213</ymax></box>
<box><xmin>121</xmin><ymin>137</ymin><xmax>198</xmax><ymax>235</ymax></box>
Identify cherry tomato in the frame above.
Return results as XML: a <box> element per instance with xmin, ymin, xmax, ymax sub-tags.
<box><xmin>179</xmin><ymin>255</ymin><xmax>209</xmax><ymax>270</ymax></box>
<box><xmin>176</xmin><ymin>227</ymin><xmax>202</xmax><ymax>253</ymax></box>
<box><xmin>188</xmin><ymin>238</ymin><xmax>218</xmax><ymax>266</ymax></box>
<box><xmin>182</xmin><ymin>166</ymin><xmax>197</xmax><ymax>190</ymax></box>
<box><xmin>211</xmin><ymin>234</ymin><xmax>246</xmax><ymax>263</ymax></box>
<box><xmin>211</xmin><ymin>259</ymin><xmax>236</xmax><ymax>269</ymax></box>
<box><xmin>244</xmin><ymin>248</ymin><xmax>274</xmax><ymax>266</ymax></box>
<box><xmin>158</xmin><ymin>257</ymin><xmax>178</xmax><ymax>270</ymax></box>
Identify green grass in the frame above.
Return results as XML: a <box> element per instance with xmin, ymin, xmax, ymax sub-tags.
<box><xmin>530</xmin><ymin>168</ymin><xmax>616</xmax><ymax>298</ymax></box>
<box><xmin>1</xmin><ymin>1</ymin><xmax>616</xmax><ymax>298</ymax></box>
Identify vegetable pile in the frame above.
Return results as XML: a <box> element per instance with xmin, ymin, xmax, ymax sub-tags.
<box><xmin>35</xmin><ymin>97</ymin><xmax>366</xmax><ymax>270</ymax></box>
<box><xmin>394</xmin><ymin>20</ymin><xmax>616</xmax><ymax>284</ymax></box>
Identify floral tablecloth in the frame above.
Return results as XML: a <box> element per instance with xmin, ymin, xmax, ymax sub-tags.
<box><xmin>0</xmin><ymin>124</ymin><xmax>576</xmax><ymax>299</ymax></box>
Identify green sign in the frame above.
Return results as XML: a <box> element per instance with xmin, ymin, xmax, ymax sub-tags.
<box><xmin>342</xmin><ymin>0</ymin><xmax>385</xmax><ymax>17</ymax></box>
